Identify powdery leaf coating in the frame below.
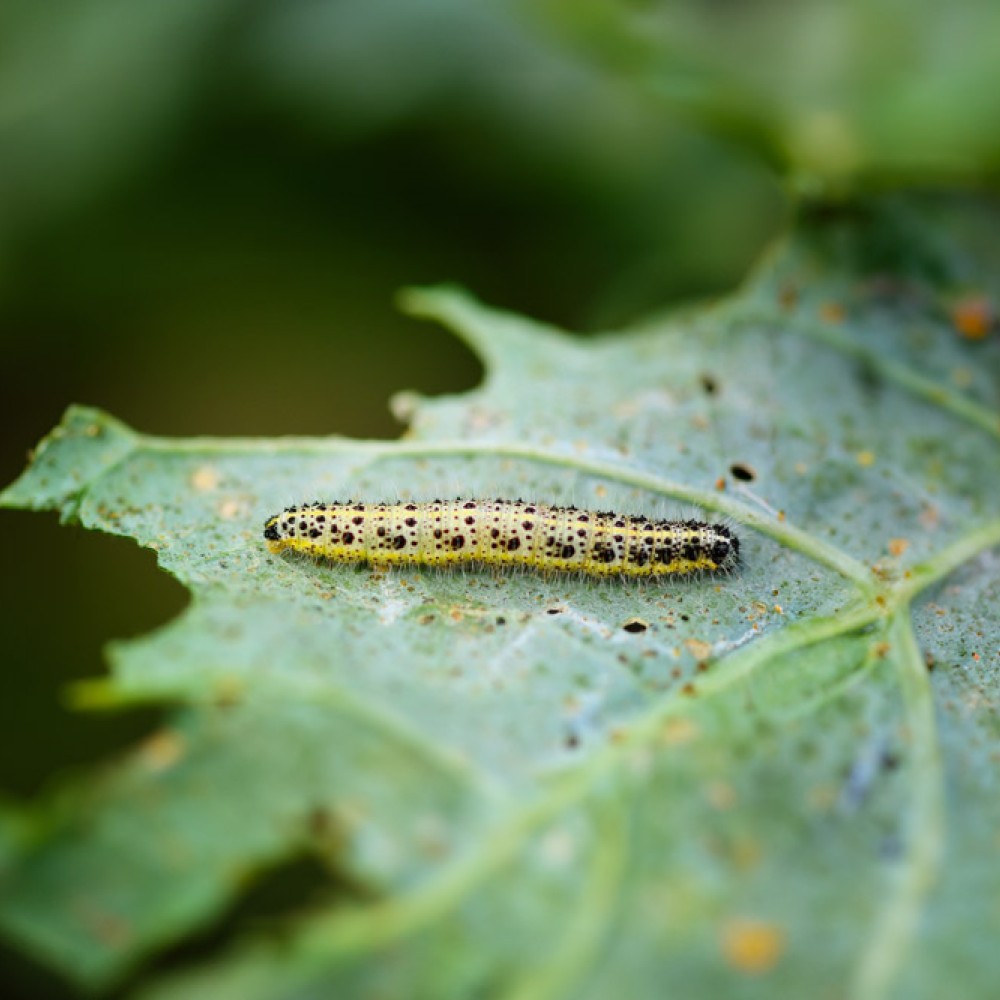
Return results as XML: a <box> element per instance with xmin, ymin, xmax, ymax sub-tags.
<box><xmin>1</xmin><ymin>200</ymin><xmax>999</xmax><ymax>1000</ymax></box>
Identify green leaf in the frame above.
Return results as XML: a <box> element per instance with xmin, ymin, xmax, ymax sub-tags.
<box><xmin>2</xmin><ymin>198</ymin><xmax>999</xmax><ymax>999</ymax></box>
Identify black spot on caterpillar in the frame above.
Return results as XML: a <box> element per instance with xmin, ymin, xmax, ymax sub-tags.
<box><xmin>263</xmin><ymin>500</ymin><xmax>740</xmax><ymax>577</ymax></box>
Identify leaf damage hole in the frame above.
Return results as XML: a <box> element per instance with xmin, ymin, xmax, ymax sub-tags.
<box><xmin>118</xmin><ymin>854</ymin><xmax>370</xmax><ymax>992</ymax></box>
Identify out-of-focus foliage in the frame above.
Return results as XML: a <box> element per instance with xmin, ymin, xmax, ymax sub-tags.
<box><xmin>0</xmin><ymin>0</ymin><xmax>781</xmax><ymax>311</ymax></box>
<box><xmin>536</xmin><ymin>0</ymin><xmax>1000</xmax><ymax>188</ymax></box>
<box><xmin>4</xmin><ymin>0</ymin><xmax>999</xmax><ymax>266</ymax></box>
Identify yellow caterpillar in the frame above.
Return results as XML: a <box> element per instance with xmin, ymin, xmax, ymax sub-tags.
<box><xmin>263</xmin><ymin>500</ymin><xmax>739</xmax><ymax>577</ymax></box>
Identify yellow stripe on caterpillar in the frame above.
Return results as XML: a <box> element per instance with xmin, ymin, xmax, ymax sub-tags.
<box><xmin>263</xmin><ymin>500</ymin><xmax>740</xmax><ymax>578</ymax></box>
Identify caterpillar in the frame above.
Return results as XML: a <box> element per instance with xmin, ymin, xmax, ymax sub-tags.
<box><xmin>263</xmin><ymin>500</ymin><xmax>739</xmax><ymax>577</ymax></box>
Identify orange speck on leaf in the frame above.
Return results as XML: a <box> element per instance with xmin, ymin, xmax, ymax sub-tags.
<box><xmin>919</xmin><ymin>505</ymin><xmax>941</xmax><ymax>531</ymax></box>
<box><xmin>721</xmin><ymin>919</ymin><xmax>786</xmax><ymax>974</ymax></box>
<box><xmin>779</xmin><ymin>284</ymin><xmax>799</xmax><ymax>309</ymax></box>
<box><xmin>888</xmin><ymin>538</ymin><xmax>910</xmax><ymax>557</ymax></box>
<box><xmin>139</xmin><ymin>729</ymin><xmax>186</xmax><ymax>772</ymax></box>
<box><xmin>77</xmin><ymin>902</ymin><xmax>133</xmax><ymax>948</ymax></box>
<box><xmin>684</xmin><ymin>638</ymin><xmax>713</xmax><ymax>660</ymax></box>
<box><xmin>819</xmin><ymin>301</ymin><xmax>845</xmax><ymax>324</ymax></box>
<box><xmin>191</xmin><ymin>466</ymin><xmax>220</xmax><ymax>492</ymax></box>
<box><xmin>660</xmin><ymin>717</ymin><xmax>699</xmax><ymax>746</ymax></box>
<box><xmin>950</xmin><ymin>294</ymin><xmax>994</xmax><ymax>340</ymax></box>
<box><xmin>212</xmin><ymin>676</ymin><xmax>245</xmax><ymax>707</ymax></box>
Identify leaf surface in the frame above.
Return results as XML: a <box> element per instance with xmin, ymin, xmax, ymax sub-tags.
<box><xmin>2</xmin><ymin>200</ymin><xmax>999</xmax><ymax>999</ymax></box>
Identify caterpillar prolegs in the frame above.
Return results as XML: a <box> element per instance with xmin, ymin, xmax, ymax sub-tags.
<box><xmin>263</xmin><ymin>499</ymin><xmax>739</xmax><ymax>578</ymax></box>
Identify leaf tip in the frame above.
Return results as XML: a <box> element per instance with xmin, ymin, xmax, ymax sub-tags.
<box><xmin>0</xmin><ymin>405</ymin><xmax>139</xmax><ymax>513</ymax></box>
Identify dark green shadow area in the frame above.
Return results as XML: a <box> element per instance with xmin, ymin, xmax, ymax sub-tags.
<box><xmin>0</xmin><ymin>513</ymin><xmax>186</xmax><ymax>798</ymax></box>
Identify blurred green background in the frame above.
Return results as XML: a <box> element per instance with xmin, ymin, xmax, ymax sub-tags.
<box><xmin>2</xmin><ymin>0</ymin><xmax>999</xmax><ymax>871</ymax></box>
